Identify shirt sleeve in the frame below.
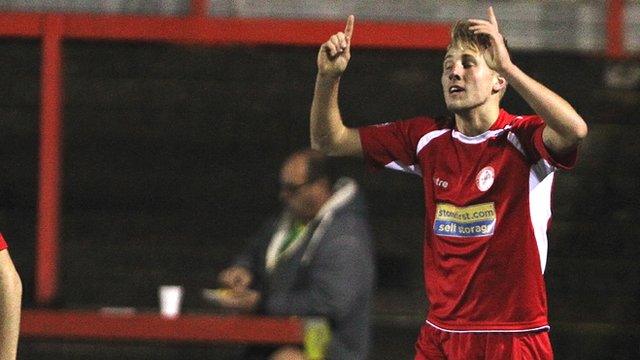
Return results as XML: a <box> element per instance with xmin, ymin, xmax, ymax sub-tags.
<box><xmin>358</xmin><ymin>117</ymin><xmax>437</xmax><ymax>175</ymax></box>
<box><xmin>513</xmin><ymin>115</ymin><xmax>577</xmax><ymax>170</ymax></box>
<box><xmin>0</xmin><ymin>233</ymin><xmax>7</xmax><ymax>251</ymax></box>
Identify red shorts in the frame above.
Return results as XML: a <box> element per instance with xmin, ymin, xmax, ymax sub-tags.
<box><xmin>414</xmin><ymin>323</ymin><xmax>553</xmax><ymax>360</ymax></box>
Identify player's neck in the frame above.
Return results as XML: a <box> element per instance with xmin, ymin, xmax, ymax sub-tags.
<box><xmin>454</xmin><ymin>105</ymin><xmax>500</xmax><ymax>137</ymax></box>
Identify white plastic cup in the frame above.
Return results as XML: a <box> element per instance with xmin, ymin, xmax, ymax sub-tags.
<box><xmin>158</xmin><ymin>285</ymin><xmax>184</xmax><ymax>318</ymax></box>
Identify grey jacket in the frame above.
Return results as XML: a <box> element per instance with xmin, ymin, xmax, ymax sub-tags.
<box><xmin>235</xmin><ymin>178</ymin><xmax>375</xmax><ymax>359</ymax></box>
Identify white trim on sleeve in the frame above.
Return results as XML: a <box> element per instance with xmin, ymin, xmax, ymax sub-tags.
<box><xmin>416</xmin><ymin>129</ymin><xmax>450</xmax><ymax>155</ymax></box>
<box><xmin>384</xmin><ymin>161</ymin><xmax>422</xmax><ymax>176</ymax></box>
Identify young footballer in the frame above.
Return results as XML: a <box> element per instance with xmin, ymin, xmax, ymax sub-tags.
<box><xmin>310</xmin><ymin>7</ymin><xmax>587</xmax><ymax>359</ymax></box>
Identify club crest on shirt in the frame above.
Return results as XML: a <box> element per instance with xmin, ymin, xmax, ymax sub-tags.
<box><xmin>475</xmin><ymin>166</ymin><xmax>495</xmax><ymax>192</ymax></box>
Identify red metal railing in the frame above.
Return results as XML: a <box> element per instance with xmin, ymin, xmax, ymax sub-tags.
<box><xmin>606</xmin><ymin>0</ymin><xmax>625</xmax><ymax>59</ymax></box>
<box><xmin>36</xmin><ymin>14</ymin><xmax>64</xmax><ymax>307</ymax></box>
<box><xmin>21</xmin><ymin>310</ymin><xmax>304</xmax><ymax>344</ymax></box>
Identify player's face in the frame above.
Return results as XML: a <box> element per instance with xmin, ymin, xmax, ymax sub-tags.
<box><xmin>279</xmin><ymin>157</ymin><xmax>318</xmax><ymax>221</ymax></box>
<box><xmin>441</xmin><ymin>48</ymin><xmax>498</xmax><ymax>113</ymax></box>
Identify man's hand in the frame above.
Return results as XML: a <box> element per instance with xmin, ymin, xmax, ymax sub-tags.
<box><xmin>217</xmin><ymin>266</ymin><xmax>252</xmax><ymax>292</ymax></box>
<box><xmin>468</xmin><ymin>7</ymin><xmax>513</xmax><ymax>74</ymax></box>
<box><xmin>317</xmin><ymin>15</ymin><xmax>355</xmax><ymax>79</ymax></box>
<box><xmin>208</xmin><ymin>288</ymin><xmax>261</xmax><ymax>312</ymax></box>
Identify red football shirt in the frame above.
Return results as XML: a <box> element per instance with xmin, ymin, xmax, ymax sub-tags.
<box><xmin>359</xmin><ymin>109</ymin><xmax>576</xmax><ymax>332</ymax></box>
<box><xmin>0</xmin><ymin>233</ymin><xmax>7</xmax><ymax>251</ymax></box>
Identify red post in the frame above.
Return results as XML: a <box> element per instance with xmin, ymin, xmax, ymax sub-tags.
<box><xmin>36</xmin><ymin>14</ymin><xmax>63</xmax><ymax>305</ymax></box>
<box><xmin>190</xmin><ymin>0</ymin><xmax>208</xmax><ymax>18</ymax></box>
<box><xmin>606</xmin><ymin>0</ymin><xmax>625</xmax><ymax>59</ymax></box>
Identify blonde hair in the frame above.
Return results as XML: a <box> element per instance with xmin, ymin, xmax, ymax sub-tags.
<box><xmin>447</xmin><ymin>20</ymin><xmax>509</xmax><ymax>96</ymax></box>
<box><xmin>448</xmin><ymin>20</ymin><xmax>492</xmax><ymax>54</ymax></box>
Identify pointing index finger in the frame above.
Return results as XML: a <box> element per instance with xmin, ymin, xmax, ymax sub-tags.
<box><xmin>488</xmin><ymin>6</ymin><xmax>498</xmax><ymax>30</ymax></box>
<box><xmin>344</xmin><ymin>15</ymin><xmax>355</xmax><ymax>39</ymax></box>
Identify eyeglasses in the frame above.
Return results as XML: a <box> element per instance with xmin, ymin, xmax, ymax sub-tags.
<box><xmin>280</xmin><ymin>178</ymin><xmax>316</xmax><ymax>194</ymax></box>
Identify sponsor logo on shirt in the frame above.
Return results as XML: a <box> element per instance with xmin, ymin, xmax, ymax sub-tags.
<box><xmin>434</xmin><ymin>202</ymin><xmax>496</xmax><ymax>237</ymax></box>
<box><xmin>475</xmin><ymin>166</ymin><xmax>495</xmax><ymax>192</ymax></box>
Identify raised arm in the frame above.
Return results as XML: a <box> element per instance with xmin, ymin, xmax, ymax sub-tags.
<box><xmin>470</xmin><ymin>7</ymin><xmax>588</xmax><ymax>155</ymax></box>
<box><xmin>310</xmin><ymin>15</ymin><xmax>362</xmax><ymax>157</ymax></box>
<box><xmin>0</xmin><ymin>250</ymin><xmax>21</xmax><ymax>360</ymax></box>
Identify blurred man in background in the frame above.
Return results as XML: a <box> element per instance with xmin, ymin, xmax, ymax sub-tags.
<box><xmin>310</xmin><ymin>7</ymin><xmax>587</xmax><ymax>360</ymax></box>
<box><xmin>207</xmin><ymin>149</ymin><xmax>375</xmax><ymax>360</ymax></box>
<box><xmin>0</xmin><ymin>234</ymin><xmax>21</xmax><ymax>360</ymax></box>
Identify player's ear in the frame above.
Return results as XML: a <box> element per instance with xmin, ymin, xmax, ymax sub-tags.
<box><xmin>492</xmin><ymin>74</ymin><xmax>507</xmax><ymax>94</ymax></box>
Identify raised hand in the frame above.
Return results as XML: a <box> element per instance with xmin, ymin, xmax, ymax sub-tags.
<box><xmin>468</xmin><ymin>7</ymin><xmax>513</xmax><ymax>74</ymax></box>
<box><xmin>317</xmin><ymin>15</ymin><xmax>355</xmax><ymax>78</ymax></box>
